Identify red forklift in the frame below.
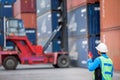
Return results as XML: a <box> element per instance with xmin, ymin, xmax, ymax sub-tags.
<box><xmin>0</xmin><ymin>17</ymin><xmax>70</xmax><ymax>70</ymax></box>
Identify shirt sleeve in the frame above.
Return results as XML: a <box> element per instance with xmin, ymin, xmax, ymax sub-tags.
<box><xmin>87</xmin><ymin>58</ymin><xmax>101</xmax><ymax>71</ymax></box>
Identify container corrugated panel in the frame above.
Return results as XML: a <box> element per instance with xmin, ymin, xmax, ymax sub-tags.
<box><xmin>37</xmin><ymin>0</ymin><xmax>51</xmax><ymax>17</ymax></box>
<box><xmin>15</xmin><ymin>13</ymin><xmax>37</xmax><ymax>28</ymax></box>
<box><xmin>0</xmin><ymin>5</ymin><xmax>13</xmax><ymax>17</ymax></box>
<box><xmin>67</xmin><ymin>5</ymin><xmax>87</xmax><ymax>36</ymax></box>
<box><xmin>13</xmin><ymin>0</ymin><xmax>20</xmax><ymax>16</ymax></box>
<box><xmin>100</xmin><ymin>0</ymin><xmax>120</xmax><ymax>29</ymax></box>
<box><xmin>67</xmin><ymin>0</ymin><xmax>99</xmax><ymax>11</ymax></box>
<box><xmin>51</xmin><ymin>11</ymin><xmax>60</xmax><ymax>30</ymax></box>
<box><xmin>37</xmin><ymin>37</ymin><xmax>52</xmax><ymax>52</ymax></box>
<box><xmin>87</xmin><ymin>3</ymin><xmax>100</xmax><ymax>35</ymax></box>
<box><xmin>68</xmin><ymin>35</ymin><xmax>100</xmax><ymax>68</ymax></box>
<box><xmin>0</xmin><ymin>18</ymin><xmax>4</xmax><ymax>47</ymax></box>
<box><xmin>68</xmin><ymin>35</ymin><xmax>88</xmax><ymax>68</ymax></box>
<box><xmin>25</xmin><ymin>29</ymin><xmax>37</xmax><ymax>45</ymax></box>
<box><xmin>67</xmin><ymin>0</ymin><xmax>72</xmax><ymax>10</ymax></box>
<box><xmin>67</xmin><ymin>3</ymin><xmax>100</xmax><ymax>37</ymax></box>
<box><xmin>0</xmin><ymin>0</ymin><xmax>16</xmax><ymax>4</ymax></box>
<box><xmin>87</xmin><ymin>0</ymin><xmax>99</xmax><ymax>3</ymax></box>
<box><xmin>68</xmin><ymin>37</ymin><xmax>80</xmax><ymax>66</ymax></box>
<box><xmin>0</xmin><ymin>34</ymin><xmax>4</xmax><ymax>47</ymax></box>
<box><xmin>101</xmin><ymin>29</ymin><xmax>120</xmax><ymax>71</ymax></box>
<box><xmin>21</xmin><ymin>0</ymin><xmax>36</xmax><ymax>13</ymax></box>
<box><xmin>37</xmin><ymin>12</ymin><xmax>52</xmax><ymax>37</ymax></box>
<box><xmin>0</xmin><ymin>18</ymin><xmax>3</xmax><ymax>33</ymax></box>
<box><xmin>52</xmin><ymin>39</ymin><xmax>61</xmax><ymax>52</ymax></box>
<box><xmin>51</xmin><ymin>0</ymin><xmax>62</xmax><ymax>10</ymax></box>
<box><xmin>13</xmin><ymin>0</ymin><xmax>36</xmax><ymax>15</ymax></box>
<box><xmin>77</xmin><ymin>36</ymin><xmax>88</xmax><ymax>68</ymax></box>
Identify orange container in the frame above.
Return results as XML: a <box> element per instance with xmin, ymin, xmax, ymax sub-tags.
<box><xmin>67</xmin><ymin>0</ymin><xmax>72</xmax><ymax>10</ymax></box>
<box><xmin>67</xmin><ymin>0</ymin><xmax>99</xmax><ymax>11</ymax></box>
<box><xmin>13</xmin><ymin>0</ymin><xmax>36</xmax><ymax>16</ymax></box>
<box><xmin>15</xmin><ymin>13</ymin><xmax>37</xmax><ymax>29</ymax></box>
<box><xmin>100</xmin><ymin>0</ymin><xmax>120</xmax><ymax>29</ymax></box>
<box><xmin>101</xmin><ymin>29</ymin><xmax>120</xmax><ymax>71</ymax></box>
<box><xmin>71</xmin><ymin>0</ymin><xmax>86</xmax><ymax>9</ymax></box>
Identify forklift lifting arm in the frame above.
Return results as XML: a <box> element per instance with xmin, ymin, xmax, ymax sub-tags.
<box><xmin>43</xmin><ymin>25</ymin><xmax>62</xmax><ymax>51</ymax></box>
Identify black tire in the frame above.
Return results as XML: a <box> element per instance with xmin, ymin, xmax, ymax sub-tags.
<box><xmin>57</xmin><ymin>55</ymin><xmax>70</xmax><ymax>68</ymax></box>
<box><xmin>3</xmin><ymin>56</ymin><xmax>18</xmax><ymax>70</ymax></box>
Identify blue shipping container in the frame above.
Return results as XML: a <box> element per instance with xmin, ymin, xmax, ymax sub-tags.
<box><xmin>87</xmin><ymin>3</ymin><xmax>100</xmax><ymax>35</ymax></box>
<box><xmin>26</xmin><ymin>29</ymin><xmax>37</xmax><ymax>45</ymax></box>
<box><xmin>37</xmin><ymin>0</ymin><xmax>51</xmax><ymax>17</ymax></box>
<box><xmin>67</xmin><ymin>3</ymin><xmax>100</xmax><ymax>36</ymax></box>
<box><xmin>51</xmin><ymin>0</ymin><xmax>61</xmax><ymax>10</ymax></box>
<box><xmin>77</xmin><ymin>36</ymin><xmax>88</xmax><ymax>68</ymax></box>
<box><xmin>0</xmin><ymin>0</ymin><xmax>16</xmax><ymax>4</ymax></box>
<box><xmin>0</xmin><ymin>5</ymin><xmax>13</xmax><ymax>17</ymax></box>
<box><xmin>88</xmin><ymin>36</ymin><xmax>100</xmax><ymax>60</ymax></box>
<box><xmin>52</xmin><ymin>39</ymin><xmax>61</xmax><ymax>52</ymax></box>
<box><xmin>0</xmin><ymin>18</ymin><xmax>4</xmax><ymax>47</ymax></box>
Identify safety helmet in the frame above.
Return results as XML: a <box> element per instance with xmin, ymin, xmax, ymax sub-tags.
<box><xmin>95</xmin><ymin>43</ymin><xmax>108</xmax><ymax>52</ymax></box>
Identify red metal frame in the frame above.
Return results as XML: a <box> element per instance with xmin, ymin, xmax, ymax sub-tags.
<box><xmin>1</xmin><ymin>36</ymin><xmax>68</xmax><ymax>65</ymax></box>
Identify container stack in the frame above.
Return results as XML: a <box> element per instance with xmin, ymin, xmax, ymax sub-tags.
<box><xmin>37</xmin><ymin>0</ymin><xmax>68</xmax><ymax>53</ymax></box>
<box><xmin>100</xmin><ymin>0</ymin><xmax>120</xmax><ymax>71</ymax></box>
<box><xmin>37</xmin><ymin>0</ymin><xmax>52</xmax><ymax>52</ymax></box>
<box><xmin>13</xmin><ymin>0</ymin><xmax>37</xmax><ymax>45</ymax></box>
<box><xmin>0</xmin><ymin>0</ymin><xmax>16</xmax><ymax>49</ymax></box>
<box><xmin>67</xmin><ymin>0</ymin><xmax>100</xmax><ymax>67</ymax></box>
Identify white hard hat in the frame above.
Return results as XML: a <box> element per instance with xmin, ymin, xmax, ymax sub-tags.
<box><xmin>95</xmin><ymin>43</ymin><xmax>108</xmax><ymax>52</ymax></box>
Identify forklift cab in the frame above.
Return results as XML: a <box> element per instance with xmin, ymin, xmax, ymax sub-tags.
<box><xmin>6</xmin><ymin>18</ymin><xmax>26</xmax><ymax>36</ymax></box>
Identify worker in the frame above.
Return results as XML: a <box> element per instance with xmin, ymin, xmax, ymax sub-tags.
<box><xmin>87</xmin><ymin>43</ymin><xmax>114</xmax><ymax>80</ymax></box>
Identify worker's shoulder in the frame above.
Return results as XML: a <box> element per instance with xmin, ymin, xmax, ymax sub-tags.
<box><xmin>94</xmin><ymin>57</ymin><xmax>101</xmax><ymax>63</ymax></box>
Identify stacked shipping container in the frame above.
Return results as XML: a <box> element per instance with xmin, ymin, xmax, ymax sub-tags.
<box><xmin>100</xmin><ymin>0</ymin><xmax>120</xmax><ymax>71</ymax></box>
<box><xmin>13</xmin><ymin>0</ymin><xmax>37</xmax><ymax>45</ymax></box>
<box><xmin>67</xmin><ymin>0</ymin><xmax>100</xmax><ymax>67</ymax></box>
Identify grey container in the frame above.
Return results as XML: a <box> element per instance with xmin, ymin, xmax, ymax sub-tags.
<box><xmin>37</xmin><ymin>0</ymin><xmax>51</xmax><ymax>17</ymax></box>
<box><xmin>37</xmin><ymin>12</ymin><xmax>52</xmax><ymax>38</ymax></box>
<box><xmin>68</xmin><ymin>35</ymin><xmax>100</xmax><ymax>68</ymax></box>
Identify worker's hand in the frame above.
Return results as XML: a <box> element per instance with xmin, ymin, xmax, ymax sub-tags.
<box><xmin>88</xmin><ymin>51</ymin><xmax>93</xmax><ymax>59</ymax></box>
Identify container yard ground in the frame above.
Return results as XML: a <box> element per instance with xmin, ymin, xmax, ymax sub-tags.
<box><xmin>0</xmin><ymin>64</ymin><xmax>119</xmax><ymax>80</ymax></box>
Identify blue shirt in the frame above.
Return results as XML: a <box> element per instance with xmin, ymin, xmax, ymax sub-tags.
<box><xmin>87</xmin><ymin>54</ymin><xmax>114</xmax><ymax>80</ymax></box>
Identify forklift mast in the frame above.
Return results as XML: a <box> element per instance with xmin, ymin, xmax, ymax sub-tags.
<box><xmin>51</xmin><ymin>0</ymin><xmax>68</xmax><ymax>52</ymax></box>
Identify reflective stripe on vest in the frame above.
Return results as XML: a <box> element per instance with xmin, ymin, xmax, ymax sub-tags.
<box><xmin>99</xmin><ymin>56</ymin><xmax>113</xmax><ymax>80</ymax></box>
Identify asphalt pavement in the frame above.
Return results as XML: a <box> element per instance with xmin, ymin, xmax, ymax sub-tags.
<box><xmin>0</xmin><ymin>64</ymin><xmax>119</xmax><ymax>80</ymax></box>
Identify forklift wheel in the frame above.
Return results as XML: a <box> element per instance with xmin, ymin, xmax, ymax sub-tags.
<box><xmin>57</xmin><ymin>55</ymin><xmax>70</xmax><ymax>68</ymax></box>
<box><xmin>3</xmin><ymin>56</ymin><xmax>18</xmax><ymax>70</ymax></box>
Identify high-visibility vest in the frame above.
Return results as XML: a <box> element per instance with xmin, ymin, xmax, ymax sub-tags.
<box><xmin>99</xmin><ymin>56</ymin><xmax>113</xmax><ymax>80</ymax></box>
